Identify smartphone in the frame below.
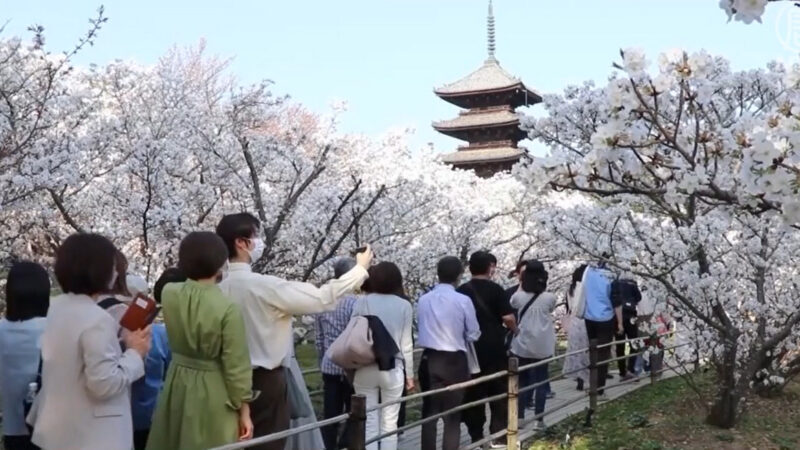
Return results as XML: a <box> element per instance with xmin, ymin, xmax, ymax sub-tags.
<box><xmin>351</xmin><ymin>246</ymin><xmax>368</xmax><ymax>257</ymax></box>
<box><xmin>120</xmin><ymin>293</ymin><xmax>158</xmax><ymax>331</ymax></box>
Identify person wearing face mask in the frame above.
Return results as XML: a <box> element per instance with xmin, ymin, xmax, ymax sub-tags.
<box><xmin>457</xmin><ymin>251</ymin><xmax>516</xmax><ymax>448</ymax></box>
<box><xmin>146</xmin><ymin>232</ymin><xmax>255</xmax><ymax>450</ymax></box>
<box><xmin>215</xmin><ymin>213</ymin><xmax>373</xmax><ymax>450</ymax></box>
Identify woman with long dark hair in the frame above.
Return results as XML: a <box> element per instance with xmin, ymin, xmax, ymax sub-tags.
<box><xmin>562</xmin><ymin>264</ymin><xmax>590</xmax><ymax>391</ymax></box>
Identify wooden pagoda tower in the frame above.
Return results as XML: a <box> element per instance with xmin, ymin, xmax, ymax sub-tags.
<box><xmin>433</xmin><ymin>1</ymin><xmax>541</xmax><ymax>178</ymax></box>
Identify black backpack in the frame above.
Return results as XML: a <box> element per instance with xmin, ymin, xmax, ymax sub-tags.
<box><xmin>611</xmin><ymin>279</ymin><xmax>641</xmax><ymax>315</ymax></box>
<box><xmin>97</xmin><ymin>297</ymin><xmax>124</xmax><ymax>310</ymax></box>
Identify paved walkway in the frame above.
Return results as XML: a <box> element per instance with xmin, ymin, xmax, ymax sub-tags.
<box><xmin>395</xmin><ymin>369</ymin><xmax>676</xmax><ymax>449</ymax></box>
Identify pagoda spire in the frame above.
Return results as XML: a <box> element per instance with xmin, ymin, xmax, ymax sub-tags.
<box><xmin>487</xmin><ymin>0</ymin><xmax>496</xmax><ymax>61</ymax></box>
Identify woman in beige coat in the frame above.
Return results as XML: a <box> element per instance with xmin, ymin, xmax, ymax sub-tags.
<box><xmin>28</xmin><ymin>233</ymin><xmax>151</xmax><ymax>450</ymax></box>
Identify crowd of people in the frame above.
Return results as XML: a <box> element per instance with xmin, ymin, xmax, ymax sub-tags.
<box><xmin>0</xmin><ymin>210</ymin><xmax>654</xmax><ymax>450</ymax></box>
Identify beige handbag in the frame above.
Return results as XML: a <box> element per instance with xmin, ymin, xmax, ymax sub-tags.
<box><xmin>326</xmin><ymin>315</ymin><xmax>375</xmax><ymax>369</ymax></box>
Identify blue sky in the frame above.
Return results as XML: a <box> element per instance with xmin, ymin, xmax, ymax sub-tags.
<box><xmin>2</xmin><ymin>1</ymin><xmax>797</xmax><ymax>153</ymax></box>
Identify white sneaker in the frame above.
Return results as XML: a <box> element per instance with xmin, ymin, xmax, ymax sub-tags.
<box><xmin>532</xmin><ymin>420</ymin><xmax>547</xmax><ymax>432</ymax></box>
<box><xmin>597</xmin><ymin>393</ymin><xmax>610</xmax><ymax>402</ymax></box>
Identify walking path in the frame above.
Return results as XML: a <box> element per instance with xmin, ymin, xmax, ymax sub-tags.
<box><xmin>396</xmin><ymin>369</ymin><xmax>676</xmax><ymax>449</ymax></box>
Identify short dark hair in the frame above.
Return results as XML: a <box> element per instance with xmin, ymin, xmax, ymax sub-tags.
<box><xmin>216</xmin><ymin>213</ymin><xmax>261</xmax><ymax>259</ymax></box>
<box><xmin>468</xmin><ymin>251</ymin><xmax>495</xmax><ymax>276</ymax></box>
<box><xmin>178</xmin><ymin>232</ymin><xmax>228</xmax><ymax>280</ymax></box>
<box><xmin>363</xmin><ymin>262</ymin><xmax>404</xmax><ymax>296</ymax></box>
<box><xmin>55</xmin><ymin>233</ymin><xmax>117</xmax><ymax>296</ymax></box>
<box><xmin>521</xmin><ymin>260</ymin><xmax>548</xmax><ymax>294</ymax></box>
<box><xmin>437</xmin><ymin>256</ymin><xmax>463</xmax><ymax>284</ymax></box>
<box><xmin>5</xmin><ymin>261</ymin><xmax>50</xmax><ymax>321</ymax></box>
<box><xmin>153</xmin><ymin>268</ymin><xmax>187</xmax><ymax>303</ymax></box>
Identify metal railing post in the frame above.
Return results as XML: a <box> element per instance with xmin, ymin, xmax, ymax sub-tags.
<box><xmin>507</xmin><ymin>356</ymin><xmax>519</xmax><ymax>450</ymax></box>
<box><xmin>348</xmin><ymin>394</ymin><xmax>366</xmax><ymax>450</ymax></box>
<box><xmin>650</xmin><ymin>350</ymin><xmax>663</xmax><ymax>384</ymax></box>
<box><xmin>587</xmin><ymin>338</ymin><xmax>599</xmax><ymax>422</ymax></box>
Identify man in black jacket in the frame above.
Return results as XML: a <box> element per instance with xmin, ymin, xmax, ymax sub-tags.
<box><xmin>611</xmin><ymin>278</ymin><xmax>642</xmax><ymax>380</ymax></box>
<box><xmin>458</xmin><ymin>251</ymin><xmax>517</xmax><ymax>447</ymax></box>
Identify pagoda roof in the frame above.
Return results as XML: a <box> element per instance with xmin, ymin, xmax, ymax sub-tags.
<box><xmin>440</xmin><ymin>146</ymin><xmax>526</xmax><ymax>165</ymax></box>
<box><xmin>433</xmin><ymin>108</ymin><xmax>519</xmax><ymax>131</ymax></box>
<box><xmin>434</xmin><ymin>58</ymin><xmax>539</xmax><ymax>98</ymax></box>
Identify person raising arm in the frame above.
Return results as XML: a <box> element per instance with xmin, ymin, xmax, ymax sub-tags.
<box><xmin>216</xmin><ymin>213</ymin><xmax>372</xmax><ymax>450</ymax></box>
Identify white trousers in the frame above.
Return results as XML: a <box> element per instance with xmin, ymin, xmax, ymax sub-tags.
<box><xmin>353</xmin><ymin>365</ymin><xmax>404</xmax><ymax>450</ymax></box>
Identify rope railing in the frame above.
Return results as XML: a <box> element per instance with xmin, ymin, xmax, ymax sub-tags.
<box><xmin>516</xmin><ymin>338</ymin><xmax>690</xmax><ymax>443</ymax></box>
<box><xmin>364</xmin><ymin>392</ymin><xmax>508</xmax><ymax>445</ymax></box>
<box><xmin>210</xmin><ymin>413</ymin><xmax>350</xmax><ymax>450</ymax></box>
<box><xmin>365</xmin><ymin>369</ymin><xmax>509</xmax><ymax>413</ymax></box>
<box><xmin>210</xmin><ymin>331</ymin><xmax>691</xmax><ymax>450</ymax></box>
<box><xmin>596</xmin><ymin>340</ymin><xmax>691</xmax><ymax>367</ymax></box>
<box><xmin>595</xmin><ymin>330</ymin><xmax>676</xmax><ymax>350</ymax></box>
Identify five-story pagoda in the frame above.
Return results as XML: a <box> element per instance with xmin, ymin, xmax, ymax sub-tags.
<box><xmin>433</xmin><ymin>1</ymin><xmax>541</xmax><ymax>178</ymax></box>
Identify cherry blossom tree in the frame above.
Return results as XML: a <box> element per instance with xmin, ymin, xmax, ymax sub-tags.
<box><xmin>0</xmin><ymin>28</ymin><xmax>544</xmax><ymax>295</ymax></box>
<box><xmin>0</xmin><ymin>9</ymin><xmax>107</xmax><ymax>261</ymax></box>
<box><xmin>0</xmin><ymin>19</ymin><xmax>573</xmax><ymax>346</ymax></box>
<box><xmin>719</xmin><ymin>0</ymin><xmax>799</xmax><ymax>23</ymax></box>
<box><xmin>521</xmin><ymin>48</ymin><xmax>800</xmax><ymax>427</ymax></box>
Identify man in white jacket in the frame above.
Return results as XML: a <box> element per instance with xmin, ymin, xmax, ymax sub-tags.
<box><xmin>216</xmin><ymin>213</ymin><xmax>372</xmax><ymax>450</ymax></box>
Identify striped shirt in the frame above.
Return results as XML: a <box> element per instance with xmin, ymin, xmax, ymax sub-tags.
<box><xmin>314</xmin><ymin>295</ymin><xmax>358</xmax><ymax>375</ymax></box>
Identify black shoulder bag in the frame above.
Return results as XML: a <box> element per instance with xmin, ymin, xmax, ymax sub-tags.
<box><xmin>468</xmin><ymin>281</ymin><xmax>517</xmax><ymax>351</ymax></box>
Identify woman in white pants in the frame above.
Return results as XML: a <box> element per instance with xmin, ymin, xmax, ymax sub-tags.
<box><xmin>351</xmin><ymin>262</ymin><xmax>414</xmax><ymax>450</ymax></box>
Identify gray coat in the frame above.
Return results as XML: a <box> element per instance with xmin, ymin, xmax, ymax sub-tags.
<box><xmin>28</xmin><ymin>293</ymin><xmax>145</xmax><ymax>450</ymax></box>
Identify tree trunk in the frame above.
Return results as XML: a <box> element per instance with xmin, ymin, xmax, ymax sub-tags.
<box><xmin>705</xmin><ymin>342</ymin><xmax>741</xmax><ymax>428</ymax></box>
<box><xmin>706</xmin><ymin>386</ymin><xmax>740</xmax><ymax>428</ymax></box>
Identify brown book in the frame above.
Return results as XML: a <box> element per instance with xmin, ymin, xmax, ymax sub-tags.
<box><xmin>120</xmin><ymin>293</ymin><xmax>159</xmax><ymax>331</ymax></box>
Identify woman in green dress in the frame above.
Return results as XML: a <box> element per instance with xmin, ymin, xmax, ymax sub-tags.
<box><xmin>147</xmin><ymin>232</ymin><xmax>254</xmax><ymax>450</ymax></box>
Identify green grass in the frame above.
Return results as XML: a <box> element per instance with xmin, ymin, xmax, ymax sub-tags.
<box><xmin>526</xmin><ymin>373</ymin><xmax>800</xmax><ymax>450</ymax></box>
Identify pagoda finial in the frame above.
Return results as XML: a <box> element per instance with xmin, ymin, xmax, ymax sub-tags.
<box><xmin>487</xmin><ymin>0</ymin><xmax>496</xmax><ymax>61</ymax></box>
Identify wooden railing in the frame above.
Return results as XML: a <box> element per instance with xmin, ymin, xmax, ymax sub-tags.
<box><xmin>210</xmin><ymin>332</ymin><xmax>692</xmax><ymax>450</ymax></box>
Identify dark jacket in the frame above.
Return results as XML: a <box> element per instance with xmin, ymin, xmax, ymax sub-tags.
<box><xmin>611</xmin><ymin>279</ymin><xmax>642</xmax><ymax>316</ymax></box>
<box><xmin>364</xmin><ymin>315</ymin><xmax>400</xmax><ymax>371</ymax></box>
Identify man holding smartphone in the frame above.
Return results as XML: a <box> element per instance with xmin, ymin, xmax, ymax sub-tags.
<box><xmin>216</xmin><ymin>213</ymin><xmax>373</xmax><ymax>450</ymax></box>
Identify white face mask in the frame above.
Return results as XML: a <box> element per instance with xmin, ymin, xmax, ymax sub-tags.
<box><xmin>248</xmin><ymin>238</ymin><xmax>265</xmax><ymax>263</ymax></box>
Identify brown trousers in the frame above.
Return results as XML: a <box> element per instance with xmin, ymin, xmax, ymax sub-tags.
<box><xmin>250</xmin><ymin>367</ymin><xmax>290</xmax><ymax>450</ymax></box>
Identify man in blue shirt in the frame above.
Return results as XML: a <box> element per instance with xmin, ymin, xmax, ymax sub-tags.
<box><xmin>582</xmin><ymin>261</ymin><xmax>623</xmax><ymax>397</ymax></box>
<box><xmin>417</xmin><ymin>256</ymin><xmax>481</xmax><ymax>450</ymax></box>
